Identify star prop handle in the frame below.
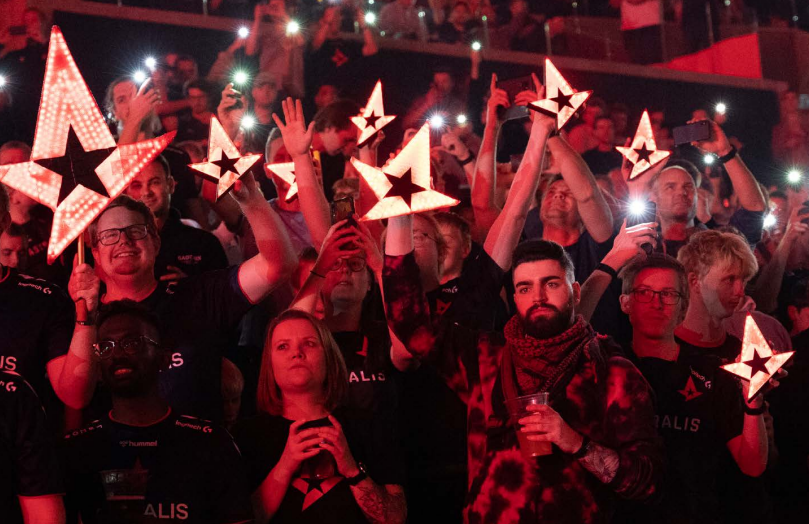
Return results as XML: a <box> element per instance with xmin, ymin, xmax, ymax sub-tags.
<box><xmin>351</xmin><ymin>80</ymin><xmax>396</xmax><ymax>147</ymax></box>
<box><xmin>616</xmin><ymin>110</ymin><xmax>671</xmax><ymax>180</ymax></box>
<box><xmin>351</xmin><ymin>123</ymin><xmax>459</xmax><ymax>221</ymax></box>
<box><xmin>0</xmin><ymin>26</ymin><xmax>176</xmax><ymax>264</ymax></box>
<box><xmin>720</xmin><ymin>314</ymin><xmax>794</xmax><ymax>400</ymax></box>
<box><xmin>528</xmin><ymin>59</ymin><xmax>592</xmax><ymax>130</ymax></box>
<box><xmin>188</xmin><ymin>117</ymin><xmax>262</xmax><ymax>200</ymax></box>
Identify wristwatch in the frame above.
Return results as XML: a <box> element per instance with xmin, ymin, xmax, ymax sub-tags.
<box><xmin>345</xmin><ymin>462</ymin><xmax>368</xmax><ymax>486</ymax></box>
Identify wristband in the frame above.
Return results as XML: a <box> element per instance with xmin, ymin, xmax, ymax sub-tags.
<box><xmin>573</xmin><ymin>435</ymin><xmax>591</xmax><ymax>459</ymax></box>
<box><xmin>458</xmin><ymin>153</ymin><xmax>475</xmax><ymax>166</ymax></box>
<box><xmin>345</xmin><ymin>462</ymin><xmax>368</xmax><ymax>486</ymax></box>
<box><xmin>743</xmin><ymin>402</ymin><xmax>766</xmax><ymax>416</ymax></box>
<box><xmin>310</xmin><ymin>270</ymin><xmax>326</xmax><ymax>279</ymax></box>
<box><xmin>717</xmin><ymin>145</ymin><xmax>738</xmax><ymax>164</ymax></box>
<box><xmin>596</xmin><ymin>263</ymin><xmax>618</xmax><ymax>280</ymax></box>
<box><xmin>76</xmin><ymin>318</ymin><xmax>95</xmax><ymax>327</ymax></box>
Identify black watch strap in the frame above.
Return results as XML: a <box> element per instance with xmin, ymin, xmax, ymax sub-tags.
<box><xmin>744</xmin><ymin>403</ymin><xmax>766</xmax><ymax>416</ymax></box>
<box><xmin>718</xmin><ymin>145</ymin><xmax>738</xmax><ymax>164</ymax></box>
<box><xmin>573</xmin><ymin>435</ymin><xmax>591</xmax><ymax>459</ymax></box>
<box><xmin>596</xmin><ymin>263</ymin><xmax>618</xmax><ymax>280</ymax></box>
<box><xmin>459</xmin><ymin>153</ymin><xmax>475</xmax><ymax>166</ymax></box>
<box><xmin>346</xmin><ymin>462</ymin><xmax>368</xmax><ymax>486</ymax></box>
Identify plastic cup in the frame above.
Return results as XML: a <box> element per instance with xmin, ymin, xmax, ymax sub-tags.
<box><xmin>504</xmin><ymin>392</ymin><xmax>552</xmax><ymax>459</ymax></box>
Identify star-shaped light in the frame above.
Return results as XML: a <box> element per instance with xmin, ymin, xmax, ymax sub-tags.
<box><xmin>528</xmin><ymin>58</ymin><xmax>592</xmax><ymax>130</ymax></box>
<box><xmin>616</xmin><ymin>110</ymin><xmax>671</xmax><ymax>180</ymax></box>
<box><xmin>350</xmin><ymin>123</ymin><xmax>459</xmax><ymax>221</ymax></box>
<box><xmin>721</xmin><ymin>314</ymin><xmax>794</xmax><ymax>400</ymax></box>
<box><xmin>351</xmin><ymin>80</ymin><xmax>396</xmax><ymax>147</ymax></box>
<box><xmin>188</xmin><ymin>117</ymin><xmax>262</xmax><ymax>200</ymax></box>
<box><xmin>0</xmin><ymin>27</ymin><xmax>175</xmax><ymax>263</ymax></box>
<box><xmin>266</xmin><ymin>161</ymin><xmax>298</xmax><ymax>202</ymax></box>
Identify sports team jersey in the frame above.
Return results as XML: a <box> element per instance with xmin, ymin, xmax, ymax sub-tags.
<box><xmin>0</xmin><ymin>268</ymin><xmax>74</xmax><ymax>396</ymax></box>
<box><xmin>0</xmin><ymin>370</ymin><xmax>63</xmax><ymax>524</ymax></box>
<box><xmin>61</xmin><ymin>409</ymin><xmax>251</xmax><ymax>524</ymax></box>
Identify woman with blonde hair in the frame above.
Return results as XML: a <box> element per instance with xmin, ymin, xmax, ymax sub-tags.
<box><xmin>233</xmin><ymin>309</ymin><xmax>406</xmax><ymax>524</ymax></box>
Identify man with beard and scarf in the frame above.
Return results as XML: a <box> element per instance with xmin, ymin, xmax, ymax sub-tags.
<box><xmin>383</xmin><ymin>228</ymin><xmax>662</xmax><ymax>524</ymax></box>
<box><xmin>61</xmin><ymin>301</ymin><xmax>252</xmax><ymax>524</ymax></box>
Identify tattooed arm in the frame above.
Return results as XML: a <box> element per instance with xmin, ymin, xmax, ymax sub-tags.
<box><xmin>578</xmin><ymin>442</ymin><xmax>620</xmax><ymax>483</ymax></box>
<box><xmin>350</xmin><ymin>482</ymin><xmax>407</xmax><ymax>524</ymax></box>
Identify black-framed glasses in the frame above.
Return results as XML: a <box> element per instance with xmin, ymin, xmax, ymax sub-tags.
<box><xmin>96</xmin><ymin>224</ymin><xmax>150</xmax><ymax>246</ymax></box>
<box><xmin>329</xmin><ymin>257</ymin><xmax>367</xmax><ymax>273</ymax></box>
<box><xmin>92</xmin><ymin>336</ymin><xmax>160</xmax><ymax>359</ymax></box>
<box><xmin>631</xmin><ymin>288</ymin><xmax>683</xmax><ymax>305</ymax></box>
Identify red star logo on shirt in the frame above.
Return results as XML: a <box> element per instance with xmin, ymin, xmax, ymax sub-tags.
<box><xmin>436</xmin><ymin>299</ymin><xmax>452</xmax><ymax>316</ymax></box>
<box><xmin>677</xmin><ymin>376</ymin><xmax>703</xmax><ymax>402</ymax></box>
<box><xmin>0</xmin><ymin>27</ymin><xmax>174</xmax><ymax>263</ymax></box>
<box><xmin>331</xmin><ymin>48</ymin><xmax>348</xmax><ymax>68</ymax></box>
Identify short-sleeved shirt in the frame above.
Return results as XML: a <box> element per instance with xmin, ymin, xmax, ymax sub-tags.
<box><xmin>0</xmin><ymin>269</ymin><xmax>74</xmax><ymax>397</ymax></box>
<box><xmin>121</xmin><ymin>267</ymin><xmax>253</xmax><ymax>420</ymax></box>
<box><xmin>234</xmin><ymin>409</ymin><xmax>406</xmax><ymax>524</ymax></box>
<box><xmin>267</xmin><ymin>199</ymin><xmax>314</xmax><ymax>255</ymax></box>
<box><xmin>155</xmin><ymin>208</ymin><xmax>229</xmax><ymax>280</ymax></box>
<box><xmin>0</xmin><ymin>371</ymin><xmax>64</xmax><ymax>524</ymax></box>
<box><xmin>61</xmin><ymin>410</ymin><xmax>251</xmax><ymax>524</ymax></box>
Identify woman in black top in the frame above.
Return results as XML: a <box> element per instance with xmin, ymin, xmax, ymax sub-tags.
<box><xmin>234</xmin><ymin>310</ymin><xmax>406</xmax><ymax>524</ymax></box>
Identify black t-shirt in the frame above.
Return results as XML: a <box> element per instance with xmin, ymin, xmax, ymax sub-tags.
<box><xmin>0</xmin><ymin>269</ymin><xmax>74</xmax><ymax>397</ymax></box>
<box><xmin>581</xmin><ymin>148</ymin><xmax>623</xmax><ymax>176</ymax></box>
<box><xmin>305</xmin><ymin>39</ymin><xmax>372</xmax><ymax>100</ymax></box>
<box><xmin>161</xmin><ymin>147</ymin><xmax>200</xmax><ymax>207</ymax></box>
<box><xmin>61</xmin><ymin>409</ymin><xmax>251</xmax><ymax>524</ymax></box>
<box><xmin>0</xmin><ymin>371</ymin><xmax>63</xmax><ymax>524</ymax></box>
<box><xmin>319</xmin><ymin>151</ymin><xmax>346</xmax><ymax>202</ymax></box>
<box><xmin>122</xmin><ymin>267</ymin><xmax>252</xmax><ymax>420</ymax></box>
<box><xmin>174</xmin><ymin>112</ymin><xmax>210</xmax><ymax>144</ymax></box>
<box><xmin>426</xmin><ymin>242</ymin><xmax>507</xmax><ymax>333</ymax></box>
<box><xmin>626</xmin><ymin>339</ymin><xmax>744</xmax><ymax>523</ymax></box>
<box><xmin>233</xmin><ymin>409</ymin><xmax>405</xmax><ymax>524</ymax></box>
<box><xmin>155</xmin><ymin>208</ymin><xmax>228</xmax><ymax>280</ymax></box>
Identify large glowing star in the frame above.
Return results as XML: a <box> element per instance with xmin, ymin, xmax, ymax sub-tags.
<box><xmin>188</xmin><ymin>117</ymin><xmax>262</xmax><ymax>200</ymax></box>
<box><xmin>528</xmin><ymin>59</ymin><xmax>591</xmax><ymax>130</ymax></box>
<box><xmin>721</xmin><ymin>315</ymin><xmax>794</xmax><ymax>400</ymax></box>
<box><xmin>0</xmin><ymin>27</ymin><xmax>175</xmax><ymax>263</ymax></box>
<box><xmin>616</xmin><ymin>110</ymin><xmax>671</xmax><ymax>180</ymax></box>
<box><xmin>351</xmin><ymin>81</ymin><xmax>396</xmax><ymax>147</ymax></box>
<box><xmin>350</xmin><ymin>123</ymin><xmax>459</xmax><ymax>221</ymax></box>
<box><xmin>266</xmin><ymin>161</ymin><xmax>298</xmax><ymax>202</ymax></box>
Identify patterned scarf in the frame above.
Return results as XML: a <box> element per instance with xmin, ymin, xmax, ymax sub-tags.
<box><xmin>503</xmin><ymin>314</ymin><xmax>600</xmax><ymax>396</ymax></box>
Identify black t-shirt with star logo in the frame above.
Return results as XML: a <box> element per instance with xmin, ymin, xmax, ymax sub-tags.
<box><xmin>154</xmin><ymin>208</ymin><xmax>229</xmax><ymax>280</ymax></box>
<box><xmin>0</xmin><ymin>371</ymin><xmax>63</xmax><ymax>524</ymax></box>
<box><xmin>61</xmin><ymin>409</ymin><xmax>251</xmax><ymax>524</ymax></box>
<box><xmin>0</xmin><ymin>268</ymin><xmax>74</xmax><ymax>398</ymax></box>
<box><xmin>233</xmin><ymin>408</ymin><xmax>405</xmax><ymax>524</ymax></box>
<box><xmin>620</xmin><ymin>337</ymin><xmax>744</xmax><ymax>523</ymax></box>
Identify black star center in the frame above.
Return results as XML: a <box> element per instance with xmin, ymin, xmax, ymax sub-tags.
<box><xmin>550</xmin><ymin>91</ymin><xmax>574</xmax><ymax>111</ymax></box>
<box><xmin>743</xmin><ymin>348</ymin><xmax>771</xmax><ymax>378</ymax></box>
<box><xmin>212</xmin><ymin>151</ymin><xmax>241</xmax><ymax>178</ymax></box>
<box><xmin>384</xmin><ymin>168</ymin><xmax>426</xmax><ymax>209</ymax></box>
<box><xmin>634</xmin><ymin>142</ymin><xmax>654</xmax><ymax>164</ymax></box>
<box><xmin>304</xmin><ymin>476</ymin><xmax>324</xmax><ymax>494</ymax></box>
<box><xmin>35</xmin><ymin>125</ymin><xmax>114</xmax><ymax>205</ymax></box>
<box><xmin>364</xmin><ymin>112</ymin><xmax>381</xmax><ymax>129</ymax></box>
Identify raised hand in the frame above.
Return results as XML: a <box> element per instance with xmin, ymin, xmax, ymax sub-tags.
<box><xmin>68</xmin><ymin>253</ymin><xmax>101</xmax><ymax>317</ymax></box>
<box><xmin>485</xmin><ymin>73</ymin><xmax>510</xmax><ymax>126</ymax></box>
<box><xmin>440</xmin><ymin>130</ymin><xmax>470</xmax><ymax>160</ymax></box>
<box><xmin>217</xmin><ymin>83</ymin><xmax>246</xmax><ymax>139</ymax></box>
<box><xmin>272</xmin><ymin>97</ymin><xmax>315</xmax><ymax>158</ymax></box>
<box><xmin>602</xmin><ymin>219</ymin><xmax>658</xmax><ymax>271</ymax></box>
<box><xmin>689</xmin><ymin>117</ymin><xmax>733</xmax><ymax>157</ymax></box>
<box><xmin>312</xmin><ymin>221</ymin><xmax>363</xmax><ymax>276</ymax></box>
<box><xmin>128</xmin><ymin>79</ymin><xmax>160</xmax><ymax>128</ymax></box>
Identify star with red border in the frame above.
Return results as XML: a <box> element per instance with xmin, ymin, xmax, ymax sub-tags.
<box><xmin>527</xmin><ymin>58</ymin><xmax>592</xmax><ymax>130</ymax></box>
<box><xmin>616</xmin><ymin>110</ymin><xmax>671</xmax><ymax>179</ymax></box>
<box><xmin>351</xmin><ymin>81</ymin><xmax>396</xmax><ymax>147</ymax></box>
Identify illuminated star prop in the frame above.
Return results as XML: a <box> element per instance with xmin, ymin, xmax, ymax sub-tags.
<box><xmin>351</xmin><ymin>80</ymin><xmax>396</xmax><ymax>147</ymax></box>
<box><xmin>528</xmin><ymin>58</ymin><xmax>592</xmax><ymax>130</ymax></box>
<box><xmin>616</xmin><ymin>110</ymin><xmax>671</xmax><ymax>180</ymax></box>
<box><xmin>350</xmin><ymin>123</ymin><xmax>459</xmax><ymax>221</ymax></box>
<box><xmin>189</xmin><ymin>117</ymin><xmax>262</xmax><ymax>200</ymax></box>
<box><xmin>0</xmin><ymin>27</ymin><xmax>175</xmax><ymax>263</ymax></box>
<box><xmin>721</xmin><ymin>314</ymin><xmax>794</xmax><ymax>400</ymax></box>
<box><xmin>266</xmin><ymin>161</ymin><xmax>298</xmax><ymax>202</ymax></box>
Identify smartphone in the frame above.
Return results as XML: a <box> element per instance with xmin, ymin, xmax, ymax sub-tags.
<box><xmin>673</xmin><ymin>121</ymin><xmax>711</xmax><ymax>146</ymax></box>
<box><xmin>331</xmin><ymin>196</ymin><xmax>355</xmax><ymax>224</ymax></box>
<box><xmin>298</xmin><ymin>418</ymin><xmax>333</xmax><ymax>431</ymax></box>
<box><xmin>496</xmin><ymin>75</ymin><xmax>534</xmax><ymax>122</ymax></box>
<box><xmin>627</xmin><ymin>201</ymin><xmax>657</xmax><ymax>254</ymax></box>
<box><xmin>799</xmin><ymin>201</ymin><xmax>809</xmax><ymax>225</ymax></box>
<box><xmin>226</xmin><ymin>88</ymin><xmax>244</xmax><ymax>110</ymax></box>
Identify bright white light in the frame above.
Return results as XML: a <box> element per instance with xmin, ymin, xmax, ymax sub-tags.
<box><xmin>241</xmin><ymin>115</ymin><xmax>256</xmax><ymax>129</ymax></box>
<box><xmin>133</xmin><ymin>70</ymin><xmax>148</xmax><ymax>84</ymax></box>
<box><xmin>456</xmin><ymin>114</ymin><xmax>467</xmax><ymax>125</ymax></box>
<box><xmin>144</xmin><ymin>56</ymin><xmax>157</xmax><ymax>71</ymax></box>
<box><xmin>429</xmin><ymin>114</ymin><xmax>445</xmax><ymax>129</ymax></box>
<box><xmin>471</xmin><ymin>41</ymin><xmax>482</xmax><ymax>51</ymax></box>
<box><xmin>715</xmin><ymin>102</ymin><xmax>727</xmax><ymax>115</ymax></box>
<box><xmin>233</xmin><ymin>71</ymin><xmax>249</xmax><ymax>85</ymax></box>
<box><xmin>763</xmin><ymin>213</ymin><xmax>777</xmax><ymax>229</ymax></box>
<box><xmin>703</xmin><ymin>154</ymin><xmax>715</xmax><ymax>165</ymax></box>
<box><xmin>787</xmin><ymin>170</ymin><xmax>803</xmax><ymax>184</ymax></box>
<box><xmin>364</xmin><ymin>12</ymin><xmax>376</xmax><ymax>25</ymax></box>
<box><xmin>0</xmin><ymin>75</ymin><xmax>6</xmax><ymax>88</ymax></box>
<box><xmin>418</xmin><ymin>10</ymin><xmax>426</xmax><ymax>18</ymax></box>
<box><xmin>237</xmin><ymin>26</ymin><xmax>250</xmax><ymax>39</ymax></box>
<box><xmin>369</xmin><ymin>0</ymin><xmax>375</xmax><ymax>4</ymax></box>
<box><xmin>629</xmin><ymin>200</ymin><xmax>647</xmax><ymax>216</ymax></box>
<box><xmin>286</xmin><ymin>20</ymin><xmax>300</xmax><ymax>35</ymax></box>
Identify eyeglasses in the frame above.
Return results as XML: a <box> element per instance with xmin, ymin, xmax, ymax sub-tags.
<box><xmin>413</xmin><ymin>231</ymin><xmax>435</xmax><ymax>246</ymax></box>
<box><xmin>96</xmin><ymin>224</ymin><xmax>150</xmax><ymax>246</ymax></box>
<box><xmin>329</xmin><ymin>257</ymin><xmax>366</xmax><ymax>273</ymax></box>
<box><xmin>631</xmin><ymin>288</ymin><xmax>683</xmax><ymax>305</ymax></box>
<box><xmin>92</xmin><ymin>336</ymin><xmax>160</xmax><ymax>360</ymax></box>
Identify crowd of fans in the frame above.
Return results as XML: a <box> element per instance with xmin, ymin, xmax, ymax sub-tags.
<box><xmin>3</xmin><ymin>4</ymin><xmax>809</xmax><ymax>524</ymax></box>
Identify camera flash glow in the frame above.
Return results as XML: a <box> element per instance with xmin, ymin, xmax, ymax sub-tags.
<box><xmin>0</xmin><ymin>75</ymin><xmax>6</xmax><ymax>88</ymax></box>
<box><xmin>703</xmin><ymin>154</ymin><xmax>715</xmax><ymax>165</ymax></box>
<box><xmin>629</xmin><ymin>200</ymin><xmax>647</xmax><ymax>216</ymax></box>
<box><xmin>763</xmin><ymin>213</ymin><xmax>777</xmax><ymax>229</ymax></box>
<box><xmin>787</xmin><ymin>170</ymin><xmax>802</xmax><ymax>184</ymax></box>
<box><xmin>241</xmin><ymin>115</ymin><xmax>256</xmax><ymax>130</ymax></box>
<box><xmin>133</xmin><ymin>70</ymin><xmax>148</xmax><ymax>84</ymax></box>
<box><xmin>715</xmin><ymin>102</ymin><xmax>727</xmax><ymax>115</ymax></box>
<box><xmin>144</xmin><ymin>56</ymin><xmax>157</xmax><ymax>71</ymax></box>
<box><xmin>238</xmin><ymin>26</ymin><xmax>250</xmax><ymax>39</ymax></box>
<box><xmin>418</xmin><ymin>10</ymin><xmax>426</xmax><ymax>18</ymax></box>
<box><xmin>429</xmin><ymin>114</ymin><xmax>445</xmax><ymax>129</ymax></box>
<box><xmin>456</xmin><ymin>114</ymin><xmax>467</xmax><ymax>125</ymax></box>
<box><xmin>233</xmin><ymin>71</ymin><xmax>249</xmax><ymax>85</ymax></box>
<box><xmin>471</xmin><ymin>41</ymin><xmax>482</xmax><ymax>51</ymax></box>
<box><xmin>286</xmin><ymin>20</ymin><xmax>300</xmax><ymax>35</ymax></box>
<box><xmin>365</xmin><ymin>12</ymin><xmax>376</xmax><ymax>25</ymax></box>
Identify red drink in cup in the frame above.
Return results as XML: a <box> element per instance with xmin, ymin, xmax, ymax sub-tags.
<box><xmin>504</xmin><ymin>392</ymin><xmax>553</xmax><ymax>459</ymax></box>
